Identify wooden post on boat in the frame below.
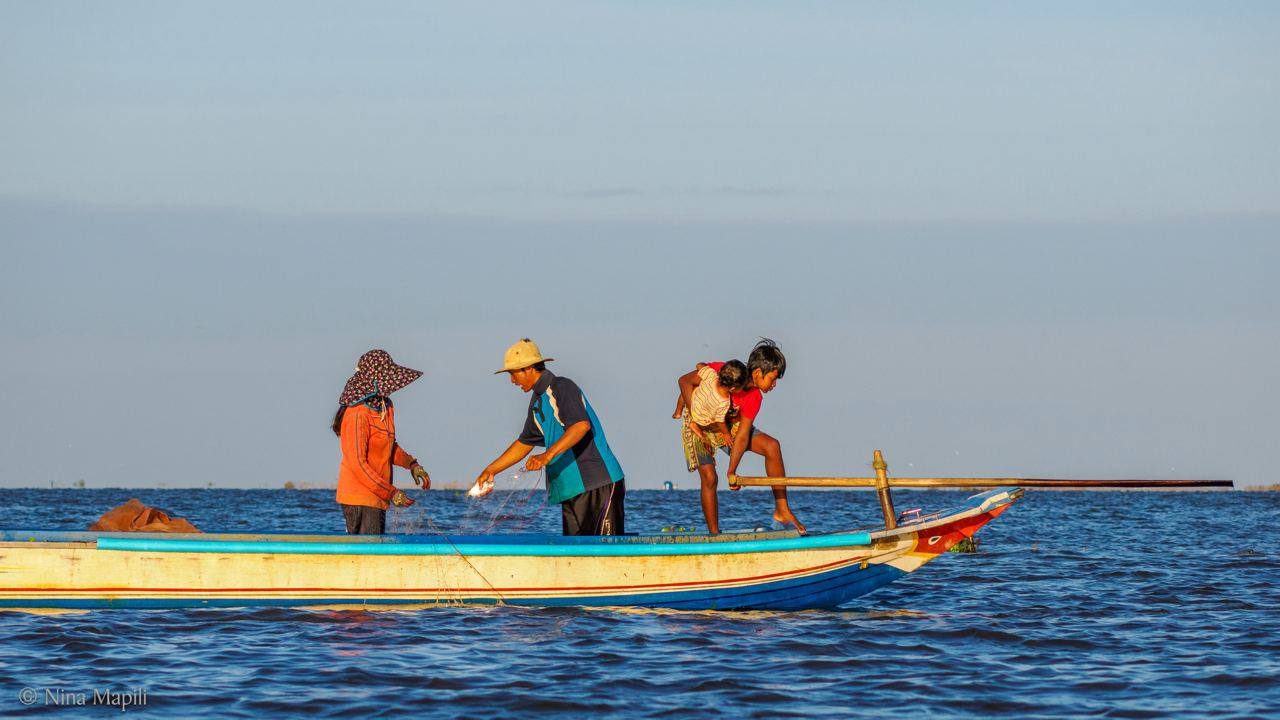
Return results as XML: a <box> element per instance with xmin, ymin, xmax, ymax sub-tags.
<box><xmin>873</xmin><ymin>449</ymin><xmax>897</xmax><ymax>530</ymax></box>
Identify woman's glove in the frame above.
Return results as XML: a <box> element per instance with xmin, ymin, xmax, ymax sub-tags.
<box><xmin>410</xmin><ymin>462</ymin><xmax>431</xmax><ymax>489</ymax></box>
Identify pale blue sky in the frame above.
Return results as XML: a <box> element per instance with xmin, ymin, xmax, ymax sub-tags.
<box><xmin>1</xmin><ymin>2</ymin><xmax>1277</xmax><ymax>491</ymax></box>
<box><xmin>4</xmin><ymin>1</ymin><xmax>1278</xmax><ymax>222</ymax></box>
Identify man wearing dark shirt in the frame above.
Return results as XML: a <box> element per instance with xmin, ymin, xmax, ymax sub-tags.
<box><xmin>472</xmin><ymin>339</ymin><xmax>626</xmax><ymax>536</ymax></box>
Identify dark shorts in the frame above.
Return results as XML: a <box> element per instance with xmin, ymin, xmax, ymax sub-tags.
<box><xmin>562</xmin><ymin>480</ymin><xmax>625</xmax><ymax>536</ymax></box>
<box><xmin>694</xmin><ymin>425</ymin><xmax>761</xmax><ymax>467</ymax></box>
<box><xmin>341</xmin><ymin>504</ymin><xmax>386</xmax><ymax>535</ymax></box>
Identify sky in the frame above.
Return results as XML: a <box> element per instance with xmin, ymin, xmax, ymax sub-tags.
<box><xmin>1</xmin><ymin>2</ymin><xmax>1277</xmax><ymax>491</ymax></box>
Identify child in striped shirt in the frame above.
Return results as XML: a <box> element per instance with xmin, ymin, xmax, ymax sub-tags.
<box><xmin>680</xmin><ymin>360</ymin><xmax>749</xmax><ymax>445</ymax></box>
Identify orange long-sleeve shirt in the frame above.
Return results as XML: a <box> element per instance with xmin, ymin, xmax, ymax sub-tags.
<box><xmin>336</xmin><ymin>403</ymin><xmax>417</xmax><ymax>510</ymax></box>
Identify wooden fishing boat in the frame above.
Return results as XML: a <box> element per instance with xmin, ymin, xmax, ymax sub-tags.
<box><xmin>0</xmin><ymin>451</ymin><xmax>1230</xmax><ymax>612</ymax></box>
<box><xmin>0</xmin><ymin>487</ymin><xmax>1019</xmax><ymax>612</ymax></box>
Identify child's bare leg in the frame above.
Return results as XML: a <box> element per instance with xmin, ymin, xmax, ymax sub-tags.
<box><xmin>750</xmin><ymin>431</ymin><xmax>806</xmax><ymax>533</ymax></box>
<box><xmin>698</xmin><ymin>462</ymin><xmax>720</xmax><ymax>534</ymax></box>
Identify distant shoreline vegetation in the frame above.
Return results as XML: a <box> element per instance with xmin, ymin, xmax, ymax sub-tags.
<box><xmin>281</xmin><ymin>481</ymin><xmax>338</xmax><ymax>490</ymax></box>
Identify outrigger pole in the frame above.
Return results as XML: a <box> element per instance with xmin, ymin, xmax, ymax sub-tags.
<box><xmin>728</xmin><ymin>449</ymin><xmax>1234</xmax><ymax>530</ymax></box>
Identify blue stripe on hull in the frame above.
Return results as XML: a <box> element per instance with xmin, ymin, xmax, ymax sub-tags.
<box><xmin>94</xmin><ymin>532</ymin><xmax>872</xmax><ymax>556</ymax></box>
<box><xmin>0</xmin><ymin>563</ymin><xmax>909</xmax><ymax>611</ymax></box>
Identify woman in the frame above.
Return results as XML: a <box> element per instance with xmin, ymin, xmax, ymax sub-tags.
<box><xmin>331</xmin><ymin>349</ymin><xmax>431</xmax><ymax>534</ymax></box>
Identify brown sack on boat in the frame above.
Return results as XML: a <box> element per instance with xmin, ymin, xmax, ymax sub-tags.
<box><xmin>89</xmin><ymin>498</ymin><xmax>201</xmax><ymax>533</ymax></box>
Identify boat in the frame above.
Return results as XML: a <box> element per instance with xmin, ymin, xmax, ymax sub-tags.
<box><xmin>0</xmin><ymin>448</ymin><xmax>1231</xmax><ymax>612</ymax></box>
<box><xmin>0</xmin><ymin>487</ymin><xmax>1021</xmax><ymax>611</ymax></box>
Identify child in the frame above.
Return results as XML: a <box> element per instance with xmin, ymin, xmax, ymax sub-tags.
<box><xmin>673</xmin><ymin>339</ymin><xmax>805</xmax><ymax>535</ymax></box>
<box><xmin>675</xmin><ymin>360</ymin><xmax>748</xmax><ymax>450</ymax></box>
<box><xmin>331</xmin><ymin>349</ymin><xmax>431</xmax><ymax>535</ymax></box>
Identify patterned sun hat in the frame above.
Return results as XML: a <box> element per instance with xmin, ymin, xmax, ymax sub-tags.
<box><xmin>339</xmin><ymin>349</ymin><xmax>423</xmax><ymax>405</ymax></box>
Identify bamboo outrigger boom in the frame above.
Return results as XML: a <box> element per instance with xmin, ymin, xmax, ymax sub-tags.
<box><xmin>728</xmin><ymin>449</ymin><xmax>1234</xmax><ymax>529</ymax></box>
<box><xmin>727</xmin><ymin>476</ymin><xmax>1235</xmax><ymax>489</ymax></box>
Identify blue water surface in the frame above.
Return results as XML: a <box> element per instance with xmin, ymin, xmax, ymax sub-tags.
<box><xmin>0</xmin><ymin>488</ymin><xmax>1275</xmax><ymax>718</ymax></box>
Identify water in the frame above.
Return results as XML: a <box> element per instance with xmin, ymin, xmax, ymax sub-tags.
<box><xmin>0</xmin><ymin>488</ymin><xmax>1276</xmax><ymax>718</ymax></box>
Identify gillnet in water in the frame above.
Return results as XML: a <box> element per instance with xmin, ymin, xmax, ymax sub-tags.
<box><xmin>385</xmin><ymin>468</ymin><xmax>547</xmax><ymax>536</ymax></box>
<box><xmin>459</xmin><ymin>468</ymin><xmax>547</xmax><ymax>534</ymax></box>
<box><xmin>383</xmin><ymin>468</ymin><xmax>547</xmax><ymax>607</ymax></box>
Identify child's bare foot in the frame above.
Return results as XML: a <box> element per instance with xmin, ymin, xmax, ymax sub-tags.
<box><xmin>773</xmin><ymin>508</ymin><xmax>806</xmax><ymax>534</ymax></box>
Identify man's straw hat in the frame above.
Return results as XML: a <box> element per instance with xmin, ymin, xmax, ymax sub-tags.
<box><xmin>495</xmin><ymin>338</ymin><xmax>554</xmax><ymax>374</ymax></box>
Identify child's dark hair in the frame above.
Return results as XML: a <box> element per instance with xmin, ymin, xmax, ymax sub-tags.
<box><xmin>717</xmin><ymin>359</ymin><xmax>749</xmax><ymax>392</ymax></box>
<box><xmin>747</xmin><ymin>338</ymin><xmax>786</xmax><ymax>379</ymax></box>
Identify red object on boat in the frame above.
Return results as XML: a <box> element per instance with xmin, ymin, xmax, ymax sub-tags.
<box><xmin>89</xmin><ymin>499</ymin><xmax>200</xmax><ymax>533</ymax></box>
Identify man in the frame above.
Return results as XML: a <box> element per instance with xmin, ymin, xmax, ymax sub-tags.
<box><xmin>472</xmin><ymin>339</ymin><xmax>626</xmax><ymax>536</ymax></box>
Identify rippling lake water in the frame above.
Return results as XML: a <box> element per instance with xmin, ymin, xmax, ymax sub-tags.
<box><xmin>0</xmin><ymin>488</ymin><xmax>1275</xmax><ymax>718</ymax></box>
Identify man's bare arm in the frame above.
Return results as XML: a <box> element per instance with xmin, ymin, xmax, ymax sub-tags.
<box><xmin>475</xmin><ymin>439</ymin><xmax>535</xmax><ymax>488</ymax></box>
<box><xmin>526</xmin><ymin>421</ymin><xmax>590</xmax><ymax>471</ymax></box>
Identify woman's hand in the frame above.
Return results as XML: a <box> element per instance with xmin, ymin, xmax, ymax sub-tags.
<box><xmin>410</xmin><ymin>462</ymin><xmax>431</xmax><ymax>489</ymax></box>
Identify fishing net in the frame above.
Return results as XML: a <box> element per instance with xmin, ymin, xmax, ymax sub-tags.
<box><xmin>383</xmin><ymin>468</ymin><xmax>547</xmax><ymax>606</ymax></box>
<box><xmin>378</xmin><ymin>466</ymin><xmax>545</xmax><ymax>604</ymax></box>
<box><xmin>386</xmin><ymin>467</ymin><xmax>547</xmax><ymax>535</ymax></box>
<box><xmin>459</xmin><ymin>467</ymin><xmax>548</xmax><ymax>534</ymax></box>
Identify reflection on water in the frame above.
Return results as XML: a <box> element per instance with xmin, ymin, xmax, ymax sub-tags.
<box><xmin>0</xmin><ymin>488</ymin><xmax>1276</xmax><ymax>718</ymax></box>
